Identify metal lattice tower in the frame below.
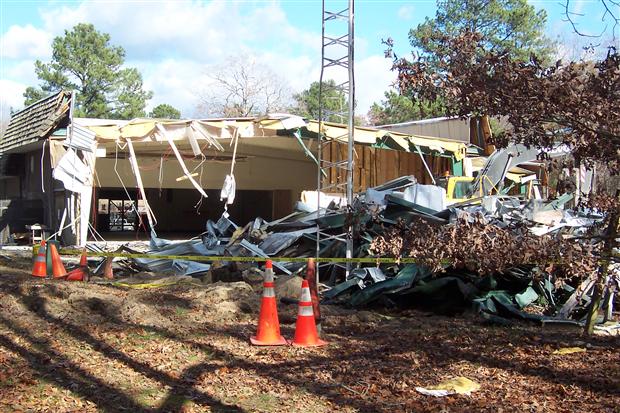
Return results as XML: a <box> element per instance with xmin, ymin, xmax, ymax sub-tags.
<box><xmin>316</xmin><ymin>0</ymin><xmax>355</xmax><ymax>279</ymax></box>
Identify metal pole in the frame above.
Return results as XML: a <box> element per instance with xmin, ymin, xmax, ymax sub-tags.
<box><xmin>316</xmin><ymin>0</ymin><xmax>326</xmax><ymax>288</ymax></box>
<box><xmin>414</xmin><ymin>144</ymin><xmax>436</xmax><ymax>185</ymax></box>
<box><xmin>317</xmin><ymin>0</ymin><xmax>355</xmax><ymax>282</ymax></box>
<box><xmin>345</xmin><ymin>0</ymin><xmax>355</xmax><ymax>274</ymax></box>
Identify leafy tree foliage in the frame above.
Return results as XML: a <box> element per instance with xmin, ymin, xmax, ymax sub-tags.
<box><xmin>24</xmin><ymin>23</ymin><xmax>152</xmax><ymax>119</ymax></box>
<box><xmin>291</xmin><ymin>80</ymin><xmax>348</xmax><ymax>123</ymax></box>
<box><xmin>149</xmin><ymin>103</ymin><xmax>181</xmax><ymax>119</ymax></box>
<box><xmin>409</xmin><ymin>0</ymin><xmax>553</xmax><ymax>66</ymax></box>
<box><xmin>373</xmin><ymin>0</ymin><xmax>552</xmax><ymax>127</ymax></box>
<box><xmin>22</xmin><ymin>88</ymin><xmax>48</xmax><ymax>106</ymax></box>
<box><xmin>367</xmin><ymin>90</ymin><xmax>446</xmax><ymax>126</ymax></box>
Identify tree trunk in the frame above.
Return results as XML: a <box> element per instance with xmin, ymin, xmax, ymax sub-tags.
<box><xmin>584</xmin><ymin>208</ymin><xmax>619</xmax><ymax>336</ymax></box>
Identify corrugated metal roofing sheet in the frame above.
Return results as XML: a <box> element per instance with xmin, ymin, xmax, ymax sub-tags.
<box><xmin>65</xmin><ymin>124</ymin><xmax>96</xmax><ymax>152</ymax></box>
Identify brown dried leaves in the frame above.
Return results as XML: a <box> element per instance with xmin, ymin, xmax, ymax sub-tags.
<box><xmin>393</xmin><ymin>32</ymin><xmax>620</xmax><ymax>172</ymax></box>
<box><xmin>369</xmin><ymin>215</ymin><xmax>599</xmax><ymax>278</ymax></box>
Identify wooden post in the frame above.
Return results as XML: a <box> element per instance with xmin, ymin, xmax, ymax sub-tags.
<box><xmin>585</xmin><ymin>206</ymin><xmax>619</xmax><ymax>336</ymax></box>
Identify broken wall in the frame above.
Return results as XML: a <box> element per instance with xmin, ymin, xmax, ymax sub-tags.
<box><xmin>90</xmin><ymin>139</ymin><xmax>315</xmax><ymax>234</ymax></box>
<box><xmin>0</xmin><ymin>147</ymin><xmax>60</xmax><ymax>239</ymax></box>
<box><xmin>94</xmin><ymin>188</ymin><xmax>280</xmax><ymax>233</ymax></box>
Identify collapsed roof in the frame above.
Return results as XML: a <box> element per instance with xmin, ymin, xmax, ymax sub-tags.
<box><xmin>1</xmin><ymin>91</ymin><xmax>72</xmax><ymax>154</ymax></box>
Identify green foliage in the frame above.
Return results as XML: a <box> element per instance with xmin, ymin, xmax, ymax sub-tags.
<box><xmin>149</xmin><ymin>103</ymin><xmax>181</xmax><ymax>119</ymax></box>
<box><xmin>292</xmin><ymin>80</ymin><xmax>347</xmax><ymax>123</ymax></box>
<box><xmin>367</xmin><ymin>90</ymin><xmax>446</xmax><ymax>125</ymax></box>
<box><xmin>23</xmin><ymin>87</ymin><xmax>49</xmax><ymax>107</ymax></box>
<box><xmin>23</xmin><ymin>23</ymin><xmax>152</xmax><ymax>119</ymax></box>
<box><xmin>410</xmin><ymin>0</ymin><xmax>553</xmax><ymax>65</ymax></box>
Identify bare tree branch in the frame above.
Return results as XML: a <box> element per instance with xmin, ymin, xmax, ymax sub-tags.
<box><xmin>196</xmin><ymin>57</ymin><xmax>292</xmax><ymax>118</ymax></box>
<box><xmin>562</xmin><ymin>0</ymin><xmax>619</xmax><ymax>38</ymax></box>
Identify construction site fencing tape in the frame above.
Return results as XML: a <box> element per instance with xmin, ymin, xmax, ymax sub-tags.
<box><xmin>32</xmin><ymin>247</ymin><xmax>617</xmax><ymax>266</ymax></box>
<box><xmin>54</xmin><ymin>248</ymin><xmax>444</xmax><ymax>265</ymax></box>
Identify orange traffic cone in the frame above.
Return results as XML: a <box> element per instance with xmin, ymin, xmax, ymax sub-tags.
<box><xmin>66</xmin><ymin>267</ymin><xmax>86</xmax><ymax>281</ymax></box>
<box><xmin>250</xmin><ymin>260</ymin><xmax>287</xmax><ymax>346</ymax></box>
<box><xmin>49</xmin><ymin>243</ymin><xmax>67</xmax><ymax>279</ymax></box>
<box><xmin>103</xmin><ymin>257</ymin><xmax>114</xmax><ymax>279</ymax></box>
<box><xmin>66</xmin><ymin>250</ymin><xmax>88</xmax><ymax>282</ymax></box>
<box><xmin>32</xmin><ymin>241</ymin><xmax>47</xmax><ymax>278</ymax></box>
<box><xmin>291</xmin><ymin>279</ymin><xmax>327</xmax><ymax>347</ymax></box>
<box><xmin>79</xmin><ymin>249</ymin><xmax>88</xmax><ymax>267</ymax></box>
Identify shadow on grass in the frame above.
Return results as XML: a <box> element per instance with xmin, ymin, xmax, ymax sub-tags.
<box><xmin>0</xmin><ymin>282</ymin><xmax>245</xmax><ymax>413</ymax></box>
<box><xmin>1</xmin><ymin>278</ymin><xmax>618</xmax><ymax>413</ymax></box>
<box><xmin>0</xmin><ymin>317</ymin><xmax>150</xmax><ymax>413</ymax></box>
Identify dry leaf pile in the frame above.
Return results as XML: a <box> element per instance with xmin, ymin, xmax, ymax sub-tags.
<box><xmin>370</xmin><ymin>215</ymin><xmax>599</xmax><ymax>277</ymax></box>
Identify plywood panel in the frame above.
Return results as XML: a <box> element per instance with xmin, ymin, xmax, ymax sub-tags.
<box><xmin>321</xmin><ymin>142</ymin><xmax>452</xmax><ymax>191</ymax></box>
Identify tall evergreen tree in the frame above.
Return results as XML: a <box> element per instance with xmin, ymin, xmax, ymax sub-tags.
<box><xmin>371</xmin><ymin>0</ymin><xmax>554</xmax><ymax>125</ymax></box>
<box><xmin>410</xmin><ymin>0</ymin><xmax>553</xmax><ymax>67</ymax></box>
<box><xmin>367</xmin><ymin>90</ymin><xmax>446</xmax><ymax>126</ymax></box>
<box><xmin>23</xmin><ymin>23</ymin><xmax>152</xmax><ymax>119</ymax></box>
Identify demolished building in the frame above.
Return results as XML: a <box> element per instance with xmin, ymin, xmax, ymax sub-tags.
<box><xmin>0</xmin><ymin>90</ymin><xmax>614</xmax><ymax>330</ymax></box>
<box><xmin>1</xmin><ymin>90</ymin><xmax>484</xmax><ymax>246</ymax></box>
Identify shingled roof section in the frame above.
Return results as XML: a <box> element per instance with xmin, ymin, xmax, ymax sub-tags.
<box><xmin>0</xmin><ymin>90</ymin><xmax>72</xmax><ymax>153</ymax></box>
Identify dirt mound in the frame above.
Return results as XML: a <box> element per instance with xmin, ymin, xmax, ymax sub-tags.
<box><xmin>0</xmin><ymin>265</ymin><xmax>261</xmax><ymax>330</ymax></box>
<box><xmin>195</xmin><ymin>281</ymin><xmax>259</xmax><ymax>322</ymax></box>
<box><xmin>58</xmin><ymin>281</ymin><xmax>260</xmax><ymax>327</ymax></box>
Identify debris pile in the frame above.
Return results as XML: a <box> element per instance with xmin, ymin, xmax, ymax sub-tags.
<box><xmin>86</xmin><ymin>175</ymin><xmax>617</xmax><ymax>328</ymax></box>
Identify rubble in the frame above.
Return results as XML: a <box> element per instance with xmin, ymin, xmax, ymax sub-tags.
<box><xmin>71</xmin><ymin>171</ymin><xmax>616</xmax><ymax>327</ymax></box>
<box><xmin>274</xmin><ymin>274</ymin><xmax>304</xmax><ymax>301</ymax></box>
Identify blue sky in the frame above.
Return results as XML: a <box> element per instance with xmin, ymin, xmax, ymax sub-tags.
<box><xmin>1</xmin><ymin>0</ymin><xmax>618</xmax><ymax>123</ymax></box>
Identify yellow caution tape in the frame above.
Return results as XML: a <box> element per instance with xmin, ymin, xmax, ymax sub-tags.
<box><xmin>49</xmin><ymin>248</ymin><xmax>607</xmax><ymax>266</ymax></box>
<box><xmin>55</xmin><ymin>248</ymin><xmax>432</xmax><ymax>264</ymax></box>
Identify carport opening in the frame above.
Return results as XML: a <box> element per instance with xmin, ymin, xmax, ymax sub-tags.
<box><xmin>93</xmin><ymin>188</ymin><xmax>294</xmax><ymax>240</ymax></box>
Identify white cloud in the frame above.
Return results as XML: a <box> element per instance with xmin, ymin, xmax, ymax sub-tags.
<box><xmin>258</xmin><ymin>52</ymin><xmax>318</xmax><ymax>92</ymax></box>
<box><xmin>397</xmin><ymin>5</ymin><xmax>414</xmax><ymax>20</ymax></box>
<box><xmin>0</xmin><ymin>79</ymin><xmax>27</xmax><ymax>122</ymax></box>
<box><xmin>1</xmin><ymin>0</ymin><xmax>392</xmax><ymax>119</ymax></box>
<box><xmin>37</xmin><ymin>1</ymin><xmax>320</xmax><ymax>63</ymax></box>
<box><xmin>572</xmin><ymin>0</ymin><xmax>586</xmax><ymax>16</ymax></box>
<box><xmin>355</xmin><ymin>55</ymin><xmax>395</xmax><ymax>115</ymax></box>
<box><xmin>4</xmin><ymin>60</ymin><xmax>39</xmax><ymax>85</ymax></box>
<box><xmin>135</xmin><ymin>50</ymin><xmax>393</xmax><ymax>118</ymax></box>
<box><xmin>39</xmin><ymin>1</ymin><xmax>235</xmax><ymax>61</ymax></box>
<box><xmin>137</xmin><ymin>52</ymin><xmax>318</xmax><ymax>118</ymax></box>
<box><xmin>0</xmin><ymin>24</ymin><xmax>52</xmax><ymax>59</ymax></box>
<box><xmin>133</xmin><ymin>58</ymin><xmax>207</xmax><ymax>116</ymax></box>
